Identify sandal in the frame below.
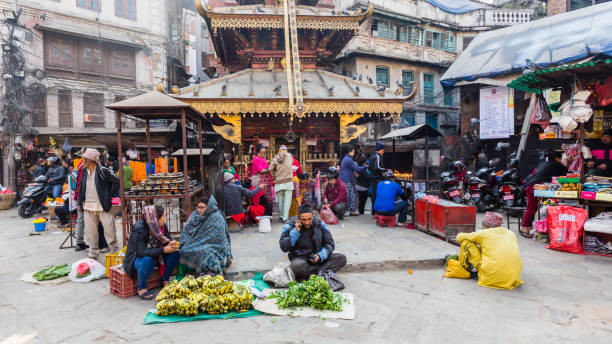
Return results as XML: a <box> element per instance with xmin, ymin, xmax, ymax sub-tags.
<box><xmin>519</xmin><ymin>227</ymin><xmax>534</xmax><ymax>238</ymax></box>
<box><xmin>139</xmin><ymin>290</ymin><xmax>155</xmax><ymax>300</ymax></box>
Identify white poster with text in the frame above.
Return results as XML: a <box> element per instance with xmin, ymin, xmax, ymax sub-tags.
<box><xmin>479</xmin><ymin>86</ymin><xmax>512</xmax><ymax>139</ymax></box>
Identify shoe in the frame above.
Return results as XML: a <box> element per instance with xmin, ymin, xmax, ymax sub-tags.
<box><xmin>349</xmin><ymin>212</ymin><xmax>360</xmax><ymax>216</ymax></box>
<box><xmin>99</xmin><ymin>247</ymin><xmax>110</xmax><ymax>253</ymax></box>
<box><xmin>75</xmin><ymin>243</ymin><xmax>89</xmax><ymax>252</ymax></box>
<box><xmin>88</xmin><ymin>253</ymin><xmax>99</xmax><ymax>259</ymax></box>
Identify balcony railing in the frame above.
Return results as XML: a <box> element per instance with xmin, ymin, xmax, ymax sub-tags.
<box><xmin>485</xmin><ymin>9</ymin><xmax>534</xmax><ymax>27</ymax></box>
<box><xmin>340</xmin><ymin>35</ymin><xmax>456</xmax><ymax>66</ymax></box>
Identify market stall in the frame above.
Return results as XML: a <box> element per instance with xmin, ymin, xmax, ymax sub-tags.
<box><xmin>106</xmin><ymin>91</ymin><xmax>213</xmax><ymax>243</ymax></box>
<box><xmin>508</xmin><ymin>59</ymin><xmax>612</xmax><ymax>257</ymax></box>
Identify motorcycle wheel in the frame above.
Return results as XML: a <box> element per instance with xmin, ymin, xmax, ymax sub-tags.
<box><xmin>476</xmin><ymin>199</ymin><xmax>485</xmax><ymax>213</ymax></box>
<box><xmin>18</xmin><ymin>203</ymin><xmax>34</xmax><ymax>218</ymax></box>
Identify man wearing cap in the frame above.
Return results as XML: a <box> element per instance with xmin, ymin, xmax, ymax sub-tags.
<box><xmin>77</xmin><ymin>148</ymin><xmax>120</xmax><ymax>258</ymax></box>
<box><xmin>222</xmin><ymin>172</ymin><xmax>262</xmax><ymax>226</ymax></box>
<box><xmin>269</xmin><ymin>145</ymin><xmax>294</xmax><ymax>223</ymax></box>
<box><xmin>279</xmin><ymin>204</ymin><xmax>347</xmax><ymax>281</ymax></box>
<box><xmin>368</xmin><ymin>142</ymin><xmax>386</xmax><ymax>209</ymax></box>
<box><xmin>586</xmin><ymin>129</ymin><xmax>612</xmax><ymax>177</ymax></box>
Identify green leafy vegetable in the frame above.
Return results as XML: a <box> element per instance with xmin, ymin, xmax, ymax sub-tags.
<box><xmin>271</xmin><ymin>276</ymin><xmax>344</xmax><ymax>311</ymax></box>
<box><xmin>33</xmin><ymin>264</ymin><xmax>71</xmax><ymax>281</ymax></box>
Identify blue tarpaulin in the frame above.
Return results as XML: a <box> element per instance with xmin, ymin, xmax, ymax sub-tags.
<box><xmin>441</xmin><ymin>2</ymin><xmax>612</xmax><ymax>89</ymax></box>
<box><xmin>425</xmin><ymin>0</ymin><xmax>485</xmax><ymax>14</ymax></box>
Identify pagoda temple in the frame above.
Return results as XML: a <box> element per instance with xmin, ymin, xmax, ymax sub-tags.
<box><xmin>170</xmin><ymin>0</ymin><xmax>413</xmax><ymax>176</ymax></box>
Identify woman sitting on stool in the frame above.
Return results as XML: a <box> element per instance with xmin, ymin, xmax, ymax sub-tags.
<box><xmin>123</xmin><ymin>205</ymin><xmax>179</xmax><ymax>300</ymax></box>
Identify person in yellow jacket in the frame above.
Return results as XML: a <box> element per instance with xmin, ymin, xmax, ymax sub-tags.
<box><xmin>455</xmin><ymin>212</ymin><xmax>523</xmax><ymax>290</ymax></box>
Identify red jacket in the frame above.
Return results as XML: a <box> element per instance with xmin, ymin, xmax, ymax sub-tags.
<box><xmin>324</xmin><ymin>179</ymin><xmax>347</xmax><ymax>208</ymax></box>
<box><xmin>292</xmin><ymin>157</ymin><xmax>302</xmax><ymax>177</ymax></box>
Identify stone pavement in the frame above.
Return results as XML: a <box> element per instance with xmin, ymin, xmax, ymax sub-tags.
<box><xmin>226</xmin><ymin>215</ymin><xmax>456</xmax><ymax>277</ymax></box>
<box><xmin>1</xmin><ymin>209</ymin><xmax>611</xmax><ymax>343</ymax></box>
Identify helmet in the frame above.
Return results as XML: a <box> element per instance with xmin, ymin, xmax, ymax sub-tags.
<box><xmin>450</xmin><ymin>161</ymin><xmax>465</xmax><ymax>175</ymax></box>
<box><xmin>47</xmin><ymin>156</ymin><xmax>59</xmax><ymax>164</ymax></box>
<box><xmin>327</xmin><ymin>167</ymin><xmax>339</xmax><ymax>178</ymax></box>
<box><xmin>383</xmin><ymin>170</ymin><xmax>394</xmax><ymax>179</ymax></box>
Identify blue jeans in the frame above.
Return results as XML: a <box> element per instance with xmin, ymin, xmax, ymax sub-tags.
<box><xmin>133</xmin><ymin>251</ymin><xmax>179</xmax><ymax>290</ymax></box>
<box><xmin>45</xmin><ymin>184</ymin><xmax>63</xmax><ymax>199</ymax></box>
<box><xmin>377</xmin><ymin>200</ymin><xmax>409</xmax><ymax>223</ymax></box>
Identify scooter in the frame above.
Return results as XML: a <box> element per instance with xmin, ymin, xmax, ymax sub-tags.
<box><xmin>471</xmin><ymin>158</ymin><xmax>501</xmax><ymax>212</ymax></box>
<box><xmin>17</xmin><ymin>175</ymin><xmax>48</xmax><ymax>218</ymax></box>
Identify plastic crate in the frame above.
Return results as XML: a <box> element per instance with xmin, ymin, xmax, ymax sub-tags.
<box><xmin>105</xmin><ymin>247</ymin><xmax>127</xmax><ymax>277</ymax></box>
<box><xmin>109</xmin><ymin>265</ymin><xmax>162</xmax><ymax>299</ymax></box>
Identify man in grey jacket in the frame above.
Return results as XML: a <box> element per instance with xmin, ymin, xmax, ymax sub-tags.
<box><xmin>223</xmin><ymin>172</ymin><xmax>262</xmax><ymax>225</ymax></box>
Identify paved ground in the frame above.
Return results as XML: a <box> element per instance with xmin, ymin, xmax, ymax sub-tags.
<box><xmin>0</xmin><ymin>209</ymin><xmax>611</xmax><ymax>343</ymax></box>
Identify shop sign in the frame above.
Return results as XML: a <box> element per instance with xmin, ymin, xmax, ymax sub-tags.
<box><xmin>479</xmin><ymin>86</ymin><xmax>513</xmax><ymax>139</ymax></box>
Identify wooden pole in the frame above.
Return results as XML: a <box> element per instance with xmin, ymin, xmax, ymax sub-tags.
<box><xmin>516</xmin><ymin>93</ymin><xmax>536</xmax><ymax>161</ymax></box>
<box><xmin>198</xmin><ymin>118</ymin><xmax>204</xmax><ymax>185</ymax></box>
<box><xmin>145</xmin><ymin>119</ymin><xmax>152</xmax><ymax>168</ymax></box>
<box><xmin>181</xmin><ymin>110</ymin><xmax>191</xmax><ymax>213</ymax></box>
<box><xmin>115</xmin><ymin>111</ymin><xmax>126</xmax><ymax>245</ymax></box>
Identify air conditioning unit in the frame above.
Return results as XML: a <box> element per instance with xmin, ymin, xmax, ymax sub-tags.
<box><xmin>84</xmin><ymin>113</ymin><xmax>94</xmax><ymax>122</ymax></box>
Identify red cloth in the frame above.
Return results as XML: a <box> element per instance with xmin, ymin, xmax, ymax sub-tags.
<box><xmin>324</xmin><ymin>179</ymin><xmax>347</xmax><ymax>208</ymax></box>
<box><xmin>230</xmin><ymin>213</ymin><xmax>246</xmax><ymax>225</ymax></box>
<box><xmin>248</xmin><ymin>187</ymin><xmax>265</xmax><ymax>223</ymax></box>
<box><xmin>596</xmin><ymin>76</ymin><xmax>612</xmax><ymax>106</ymax></box>
<box><xmin>292</xmin><ymin>157</ymin><xmax>302</xmax><ymax>176</ymax></box>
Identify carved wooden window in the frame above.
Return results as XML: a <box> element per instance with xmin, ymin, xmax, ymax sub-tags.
<box><xmin>79</xmin><ymin>42</ymin><xmax>103</xmax><ymax>73</ymax></box>
<box><xmin>110</xmin><ymin>48</ymin><xmax>135</xmax><ymax>78</ymax></box>
<box><xmin>46</xmin><ymin>36</ymin><xmax>76</xmax><ymax>70</ymax></box>
<box><xmin>402</xmin><ymin>70</ymin><xmax>414</xmax><ymax>96</ymax></box>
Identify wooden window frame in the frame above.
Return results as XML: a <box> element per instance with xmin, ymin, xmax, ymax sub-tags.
<box><xmin>423</xmin><ymin>73</ymin><xmax>434</xmax><ymax>105</ymax></box>
<box><xmin>376</xmin><ymin>66</ymin><xmax>390</xmax><ymax>88</ymax></box>
<box><xmin>115</xmin><ymin>0</ymin><xmax>137</xmax><ymax>21</ymax></box>
<box><xmin>109</xmin><ymin>47</ymin><xmax>135</xmax><ymax>79</ymax></box>
<box><xmin>402</xmin><ymin>70</ymin><xmax>414</xmax><ymax>96</ymax></box>
<box><xmin>58</xmin><ymin>90</ymin><xmax>73</xmax><ymax>128</ymax></box>
<box><xmin>79</xmin><ymin>41</ymin><xmax>104</xmax><ymax>74</ymax></box>
<box><xmin>45</xmin><ymin>35</ymin><xmax>77</xmax><ymax>71</ymax></box>
<box><xmin>83</xmin><ymin>92</ymin><xmax>106</xmax><ymax>128</ymax></box>
<box><xmin>76</xmin><ymin>0</ymin><xmax>100</xmax><ymax>11</ymax></box>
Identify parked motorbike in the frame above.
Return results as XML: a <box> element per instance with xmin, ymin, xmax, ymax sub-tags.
<box><xmin>440</xmin><ymin>171</ymin><xmax>463</xmax><ymax>204</ymax></box>
<box><xmin>497</xmin><ymin>153</ymin><xmax>527</xmax><ymax>209</ymax></box>
<box><xmin>17</xmin><ymin>175</ymin><xmax>48</xmax><ymax>218</ymax></box>
<box><xmin>469</xmin><ymin>158</ymin><xmax>501</xmax><ymax>212</ymax></box>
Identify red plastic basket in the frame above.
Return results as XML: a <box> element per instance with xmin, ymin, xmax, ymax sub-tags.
<box><xmin>109</xmin><ymin>265</ymin><xmax>162</xmax><ymax>298</ymax></box>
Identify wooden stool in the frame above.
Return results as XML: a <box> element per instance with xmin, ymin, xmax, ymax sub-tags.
<box><xmin>375</xmin><ymin>214</ymin><xmax>396</xmax><ymax>227</ymax></box>
<box><xmin>505</xmin><ymin>206</ymin><xmax>526</xmax><ymax>232</ymax></box>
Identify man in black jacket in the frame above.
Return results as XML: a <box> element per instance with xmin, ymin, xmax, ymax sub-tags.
<box><xmin>44</xmin><ymin>157</ymin><xmax>66</xmax><ymax>199</ymax></box>
<box><xmin>279</xmin><ymin>204</ymin><xmax>346</xmax><ymax>281</ymax></box>
<box><xmin>77</xmin><ymin>148</ymin><xmax>120</xmax><ymax>259</ymax></box>
<box><xmin>368</xmin><ymin>142</ymin><xmax>386</xmax><ymax>209</ymax></box>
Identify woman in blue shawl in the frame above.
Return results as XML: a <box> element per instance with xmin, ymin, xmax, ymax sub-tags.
<box><xmin>179</xmin><ymin>194</ymin><xmax>232</xmax><ymax>275</ymax></box>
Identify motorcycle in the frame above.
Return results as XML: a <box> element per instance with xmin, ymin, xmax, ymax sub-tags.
<box><xmin>470</xmin><ymin>158</ymin><xmax>501</xmax><ymax>212</ymax></box>
<box><xmin>498</xmin><ymin>154</ymin><xmax>527</xmax><ymax>210</ymax></box>
<box><xmin>17</xmin><ymin>175</ymin><xmax>48</xmax><ymax>218</ymax></box>
<box><xmin>440</xmin><ymin>171</ymin><xmax>463</xmax><ymax>204</ymax></box>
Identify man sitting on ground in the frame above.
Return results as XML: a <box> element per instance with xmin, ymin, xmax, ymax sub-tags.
<box><xmin>320</xmin><ymin>168</ymin><xmax>348</xmax><ymax>220</ymax></box>
<box><xmin>373</xmin><ymin>171</ymin><xmax>409</xmax><ymax>226</ymax></box>
<box><xmin>279</xmin><ymin>204</ymin><xmax>347</xmax><ymax>281</ymax></box>
<box><xmin>223</xmin><ymin>172</ymin><xmax>262</xmax><ymax>226</ymax></box>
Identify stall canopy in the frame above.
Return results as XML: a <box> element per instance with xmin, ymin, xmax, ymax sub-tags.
<box><xmin>172</xmin><ymin>148</ymin><xmax>214</xmax><ymax>156</ymax></box>
<box><xmin>441</xmin><ymin>2</ymin><xmax>612</xmax><ymax>89</ymax></box>
<box><xmin>381</xmin><ymin>124</ymin><xmax>442</xmax><ymax>141</ymax></box>
<box><xmin>424</xmin><ymin>0</ymin><xmax>485</xmax><ymax>14</ymax></box>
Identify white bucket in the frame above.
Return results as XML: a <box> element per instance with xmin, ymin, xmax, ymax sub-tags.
<box><xmin>257</xmin><ymin>216</ymin><xmax>272</xmax><ymax>233</ymax></box>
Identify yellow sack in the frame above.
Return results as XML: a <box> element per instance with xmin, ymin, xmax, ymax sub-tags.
<box><xmin>443</xmin><ymin>259</ymin><xmax>471</xmax><ymax>279</ymax></box>
<box><xmin>456</xmin><ymin>227</ymin><xmax>523</xmax><ymax>290</ymax></box>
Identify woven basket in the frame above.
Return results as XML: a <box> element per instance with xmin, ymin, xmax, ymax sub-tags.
<box><xmin>0</xmin><ymin>193</ymin><xmax>16</xmax><ymax>210</ymax></box>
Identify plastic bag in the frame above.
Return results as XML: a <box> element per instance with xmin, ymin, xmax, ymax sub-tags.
<box><xmin>320</xmin><ymin>205</ymin><xmax>338</xmax><ymax>225</ymax></box>
<box><xmin>534</xmin><ymin>94</ymin><xmax>552</xmax><ymax>122</ymax></box>
<box><xmin>534</xmin><ymin>219</ymin><xmax>548</xmax><ymax>233</ymax></box>
<box><xmin>318</xmin><ymin>269</ymin><xmax>345</xmax><ymax>291</ymax></box>
<box><xmin>68</xmin><ymin>258</ymin><xmax>105</xmax><ymax>282</ymax></box>
<box><xmin>443</xmin><ymin>259</ymin><xmax>471</xmax><ymax>279</ymax></box>
<box><xmin>263</xmin><ymin>263</ymin><xmax>295</xmax><ymax>288</ymax></box>
<box><xmin>546</xmin><ymin>205</ymin><xmax>587</xmax><ymax>254</ymax></box>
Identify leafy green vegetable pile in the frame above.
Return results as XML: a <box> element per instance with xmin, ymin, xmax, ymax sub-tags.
<box><xmin>33</xmin><ymin>264</ymin><xmax>71</xmax><ymax>281</ymax></box>
<box><xmin>270</xmin><ymin>275</ymin><xmax>344</xmax><ymax>311</ymax></box>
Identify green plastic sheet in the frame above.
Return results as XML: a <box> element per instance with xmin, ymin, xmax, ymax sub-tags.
<box><xmin>143</xmin><ymin>273</ymin><xmax>269</xmax><ymax>325</ymax></box>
